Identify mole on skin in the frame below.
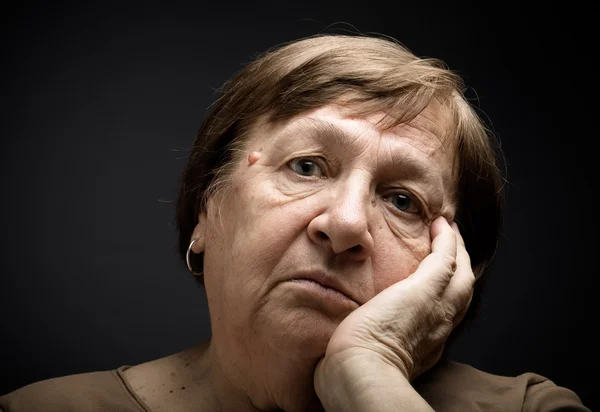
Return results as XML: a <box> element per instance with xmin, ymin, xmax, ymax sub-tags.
<box><xmin>248</xmin><ymin>151</ymin><xmax>262</xmax><ymax>165</ymax></box>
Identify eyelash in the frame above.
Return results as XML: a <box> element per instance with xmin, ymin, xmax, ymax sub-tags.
<box><xmin>381</xmin><ymin>191</ymin><xmax>424</xmax><ymax>216</ymax></box>
<box><xmin>287</xmin><ymin>157</ymin><xmax>328</xmax><ymax>179</ymax></box>
<box><xmin>287</xmin><ymin>156</ymin><xmax>425</xmax><ymax>216</ymax></box>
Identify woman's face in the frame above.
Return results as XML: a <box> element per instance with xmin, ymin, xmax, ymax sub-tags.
<box><xmin>194</xmin><ymin>104</ymin><xmax>458</xmax><ymax>361</ymax></box>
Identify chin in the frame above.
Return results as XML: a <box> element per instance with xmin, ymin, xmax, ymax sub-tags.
<box><xmin>263</xmin><ymin>308</ymin><xmax>342</xmax><ymax>361</ymax></box>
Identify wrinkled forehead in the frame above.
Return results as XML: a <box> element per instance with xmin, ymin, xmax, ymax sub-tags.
<box><xmin>251</xmin><ymin>100</ymin><xmax>457</xmax><ymax>160</ymax></box>
<box><xmin>333</xmin><ymin>101</ymin><xmax>456</xmax><ymax>156</ymax></box>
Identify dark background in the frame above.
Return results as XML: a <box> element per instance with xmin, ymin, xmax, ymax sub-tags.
<box><xmin>1</xmin><ymin>1</ymin><xmax>596</xmax><ymax>410</ymax></box>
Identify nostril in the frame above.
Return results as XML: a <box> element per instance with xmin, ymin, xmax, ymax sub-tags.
<box><xmin>318</xmin><ymin>231</ymin><xmax>329</xmax><ymax>241</ymax></box>
<box><xmin>349</xmin><ymin>245</ymin><xmax>362</xmax><ymax>253</ymax></box>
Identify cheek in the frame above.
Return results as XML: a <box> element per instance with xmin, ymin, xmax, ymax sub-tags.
<box><xmin>370</xmin><ymin>229</ymin><xmax>431</xmax><ymax>294</ymax></box>
<box><xmin>208</xmin><ymin>179</ymin><xmax>314</xmax><ymax>286</ymax></box>
<box><xmin>202</xmin><ymin>191</ymin><xmax>304</xmax><ymax>320</ymax></box>
<box><xmin>381</xmin><ymin>206</ymin><xmax>427</xmax><ymax>240</ymax></box>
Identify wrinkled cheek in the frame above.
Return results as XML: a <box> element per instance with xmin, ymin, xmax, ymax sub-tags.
<box><xmin>371</xmin><ymin>232</ymin><xmax>431</xmax><ymax>294</ymax></box>
<box><xmin>387</xmin><ymin>216</ymin><xmax>428</xmax><ymax>240</ymax></box>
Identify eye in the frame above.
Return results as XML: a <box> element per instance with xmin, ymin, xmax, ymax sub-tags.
<box><xmin>289</xmin><ymin>158</ymin><xmax>325</xmax><ymax>178</ymax></box>
<box><xmin>384</xmin><ymin>192</ymin><xmax>421</xmax><ymax>214</ymax></box>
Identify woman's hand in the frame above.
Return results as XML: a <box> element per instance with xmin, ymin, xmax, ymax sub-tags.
<box><xmin>316</xmin><ymin>216</ymin><xmax>474</xmax><ymax>383</ymax></box>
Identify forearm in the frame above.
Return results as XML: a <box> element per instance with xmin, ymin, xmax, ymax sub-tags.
<box><xmin>314</xmin><ymin>353</ymin><xmax>434</xmax><ymax>412</ymax></box>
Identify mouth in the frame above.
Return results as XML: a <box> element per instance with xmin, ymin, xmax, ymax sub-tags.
<box><xmin>285</xmin><ymin>271</ymin><xmax>359</xmax><ymax>306</ymax></box>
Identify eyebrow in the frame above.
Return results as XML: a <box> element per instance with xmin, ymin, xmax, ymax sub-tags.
<box><xmin>274</xmin><ymin>118</ymin><xmax>351</xmax><ymax>148</ymax></box>
<box><xmin>273</xmin><ymin>117</ymin><xmax>435</xmax><ymax>181</ymax></box>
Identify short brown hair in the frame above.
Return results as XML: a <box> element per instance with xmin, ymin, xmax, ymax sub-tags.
<box><xmin>176</xmin><ymin>34</ymin><xmax>505</xmax><ymax>284</ymax></box>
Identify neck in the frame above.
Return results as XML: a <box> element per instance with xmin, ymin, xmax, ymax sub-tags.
<box><xmin>159</xmin><ymin>339</ymin><xmax>325</xmax><ymax>412</ymax></box>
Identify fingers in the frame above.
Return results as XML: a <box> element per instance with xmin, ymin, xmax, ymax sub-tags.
<box><xmin>430</xmin><ymin>216</ymin><xmax>457</xmax><ymax>269</ymax></box>
<box><xmin>442</xmin><ymin>222</ymin><xmax>475</xmax><ymax>324</ymax></box>
<box><xmin>409</xmin><ymin>216</ymin><xmax>457</xmax><ymax>296</ymax></box>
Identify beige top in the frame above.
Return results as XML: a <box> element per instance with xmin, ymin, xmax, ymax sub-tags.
<box><xmin>0</xmin><ymin>361</ymin><xmax>590</xmax><ymax>411</ymax></box>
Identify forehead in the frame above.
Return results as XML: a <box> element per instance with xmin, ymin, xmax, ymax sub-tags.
<box><xmin>322</xmin><ymin>104</ymin><xmax>450</xmax><ymax>154</ymax></box>
<box><xmin>258</xmin><ymin>102</ymin><xmax>457</xmax><ymax>165</ymax></box>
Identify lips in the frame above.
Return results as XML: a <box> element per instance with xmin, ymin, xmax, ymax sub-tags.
<box><xmin>285</xmin><ymin>271</ymin><xmax>359</xmax><ymax>305</ymax></box>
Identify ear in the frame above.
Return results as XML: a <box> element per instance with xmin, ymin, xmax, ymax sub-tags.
<box><xmin>190</xmin><ymin>211</ymin><xmax>207</xmax><ymax>254</ymax></box>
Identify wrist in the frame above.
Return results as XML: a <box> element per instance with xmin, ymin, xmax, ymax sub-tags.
<box><xmin>315</xmin><ymin>350</ymin><xmax>431</xmax><ymax>412</ymax></box>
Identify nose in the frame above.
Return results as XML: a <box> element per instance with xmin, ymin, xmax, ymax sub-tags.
<box><xmin>307</xmin><ymin>177</ymin><xmax>374</xmax><ymax>261</ymax></box>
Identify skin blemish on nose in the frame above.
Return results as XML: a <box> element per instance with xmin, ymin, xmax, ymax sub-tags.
<box><xmin>371</xmin><ymin>198</ymin><xmax>376</xmax><ymax>207</ymax></box>
<box><xmin>248</xmin><ymin>151</ymin><xmax>261</xmax><ymax>165</ymax></box>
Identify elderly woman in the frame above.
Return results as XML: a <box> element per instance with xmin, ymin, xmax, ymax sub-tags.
<box><xmin>0</xmin><ymin>34</ymin><xmax>589</xmax><ymax>412</ymax></box>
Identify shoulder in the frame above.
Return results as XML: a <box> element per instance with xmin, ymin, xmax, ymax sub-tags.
<box><xmin>0</xmin><ymin>367</ymin><xmax>148</xmax><ymax>412</ymax></box>
<box><xmin>414</xmin><ymin>360</ymin><xmax>590</xmax><ymax>412</ymax></box>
